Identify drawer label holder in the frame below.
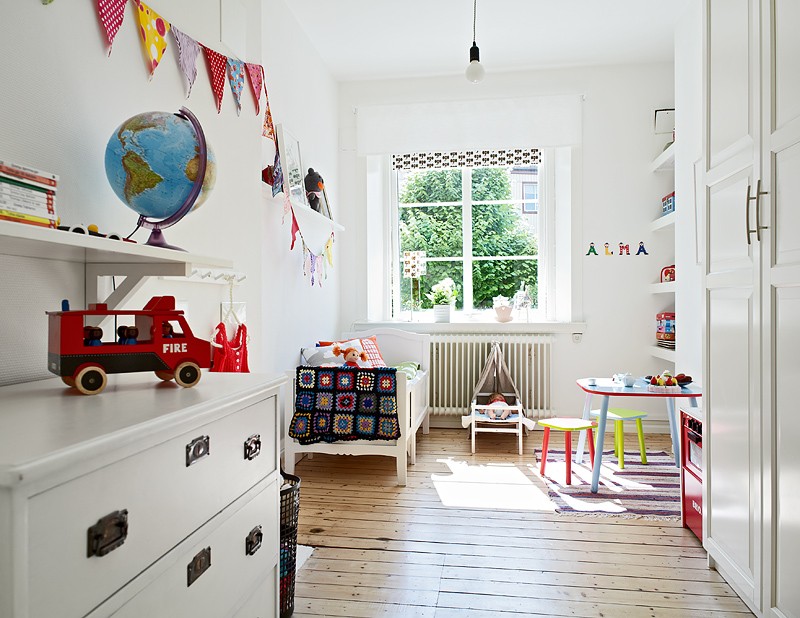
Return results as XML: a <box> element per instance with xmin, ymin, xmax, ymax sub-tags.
<box><xmin>244</xmin><ymin>433</ymin><xmax>261</xmax><ymax>461</ymax></box>
<box><xmin>187</xmin><ymin>547</ymin><xmax>212</xmax><ymax>587</ymax></box>
<box><xmin>186</xmin><ymin>435</ymin><xmax>210</xmax><ymax>467</ymax></box>
<box><xmin>87</xmin><ymin>509</ymin><xmax>129</xmax><ymax>558</ymax></box>
<box><xmin>245</xmin><ymin>525</ymin><xmax>263</xmax><ymax>556</ymax></box>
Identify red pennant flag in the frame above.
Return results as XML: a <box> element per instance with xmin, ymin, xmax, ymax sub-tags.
<box><xmin>290</xmin><ymin>210</ymin><xmax>300</xmax><ymax>250</ymax></box>
<box><xmin>96</xmin><ymin>0</ymin><xmax>127</xmax><ymax>55</ymax></box>
<box><xmin>245</xmin><ymin>63</ymin><xmax>263</xmax><ymax>115</ymax></box>
<box><xmin>202</xmin><ymin>45</ymin><xmax>227</xmax><ymax>113</ymax></box>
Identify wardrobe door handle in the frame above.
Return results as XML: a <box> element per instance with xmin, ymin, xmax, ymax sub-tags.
<box><xmin>746</xmin><ymin>184</ymin><xmax>758</xmax><ymax>245</ymax></box>
<box><xmin>755</xmin><ymin>178</ymin><xmax>769</xmax><ymax>242</ymax></box>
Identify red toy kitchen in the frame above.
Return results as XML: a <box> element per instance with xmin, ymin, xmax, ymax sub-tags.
<box><xmin>681</xmin><ymin>404</ymin><xmax>703</xmax><ymax>542</ymax></box>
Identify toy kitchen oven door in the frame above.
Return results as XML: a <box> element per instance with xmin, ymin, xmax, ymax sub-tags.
<box><xmin>680</xmin><ymin>405</ymin><xmax>703</xmax><ymax>542</ymax></box>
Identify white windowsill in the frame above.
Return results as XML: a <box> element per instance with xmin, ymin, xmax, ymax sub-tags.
<box><xmin>351</xmin><ymin>314</ymin><xmax>586</xmax><ymax>334</ymax></box>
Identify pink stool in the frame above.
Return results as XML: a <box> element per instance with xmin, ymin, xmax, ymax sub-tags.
<box><xmin>537</xmin><ymin>418</ymin><xmax>595</xmax><ymax>485</ymax></box>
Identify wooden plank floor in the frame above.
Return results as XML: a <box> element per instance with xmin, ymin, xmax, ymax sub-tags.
<box><xmin>291</xmin><ymin>428</ymin><xmax>753</xmax><ymax>617</ymax></box>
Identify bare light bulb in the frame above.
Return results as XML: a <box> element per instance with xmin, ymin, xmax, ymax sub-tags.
<box><xmin>465</xmin><ymin>42</ymin><xmax>484</xmax><ymax>83</ymax></box>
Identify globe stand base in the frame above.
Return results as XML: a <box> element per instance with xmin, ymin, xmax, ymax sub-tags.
<box><xmin>144</xmin><ymin>228</ymin><xmax>186</xmax><ymax>252</ymax></box>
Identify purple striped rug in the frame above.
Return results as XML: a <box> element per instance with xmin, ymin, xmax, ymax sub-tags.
<box><xmin>534</xmin><ymin>449</ymin><xmax>681</xmax><ymax>519</ymax></box>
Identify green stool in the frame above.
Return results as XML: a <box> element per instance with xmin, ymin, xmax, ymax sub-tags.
<box><xmin>589</xmin><ymin>408</ymin><xmax>648</xmax><ymax>469</ymax></box>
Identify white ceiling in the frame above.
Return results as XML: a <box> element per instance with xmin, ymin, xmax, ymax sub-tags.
<box><xmin>284</xmin><ymin>0</ymin><xmax>692</xmax><ymax>82</ymax></box>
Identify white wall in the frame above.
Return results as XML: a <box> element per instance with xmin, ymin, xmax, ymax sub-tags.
<box><xmin>0</xmin><ymin>0</ymin><xmax>339</xmax><ymax>385</ymax></box>
<box><xmin>338</xmin><ymin>64</ymin><xmax>680</xmax><ymax>423</ymax></box>
<box><xmin>674</xmin><ymin>1</ymin><xmax>704</xmax><ymax>386</ymax></box>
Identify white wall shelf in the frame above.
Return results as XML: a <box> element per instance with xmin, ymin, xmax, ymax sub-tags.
<box><xmin>649</xmin><ymin>345</ymin><xmax>676</xmax><ymax>362</ymax></box>
<box><xmin>650</xmin><ymin>211</ymin><xmax>676</xmax><ymax>232</ymax></box>
<box><xmin>262</xmin><ymin>186</ymin><xmax>344</xmax><ymax>251</ymax></box>
<box><xmin>650</xmin><ymin>143</ymin><xmax>675</xmax><ymax>173</ymax></box>
<box><xmin>0</xmin><ymin>220</ymin><xmax>233</xmax><ymax>310</ymax></box>
<box><xmin>649</xmin><ymin>281</ymin><xmax>677</xmax><ymax>294</ymax></box>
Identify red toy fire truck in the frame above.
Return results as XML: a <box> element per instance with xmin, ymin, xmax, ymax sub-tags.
<box><xmin>47</xmin><ymin>296</ymin><xmax>213</xmax><ymax>395</ymax></box>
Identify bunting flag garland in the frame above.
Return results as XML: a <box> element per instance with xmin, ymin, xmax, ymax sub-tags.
<box><xmin>290</xmin><ymin>210</ymin><xmax>300</xmax><ymax>250</ymax></box>
<box><xmin>282</xmin><ymin>192</ymin><xmax>291</xmax><ymax>224</ymax></box>
<box><xmin>172</xmin><ymin>26</ymin><xmax>200</xmax><ymax>97</ymax></box>
<box><xmin>133</xmin><ymin>0</ymin><xmax>171</xmax><ymax>79</ymax></box>
<box><xmin>226</xmin><ymin>58</ymin><xmax>246</xmax><ymax>116</ymax></box>
<box><xmin>202</xmin><ymin>45</ymin><xmax>227</xmax><ymax>113</ymax></box>
<box><xmin>324</xmin><ymin>236</ymin><xmax>334</xmax><ymax>267</ymax></box>
<box><xmin>96</xmin><ymin>0</ymin><xmax>127</xmax><ymax>55</ymax></box>
<box><xmin>245</xmin><ymin>63</ymin><xmax>263</xmax><ymax>115</ymax></box>
<box><xmin>262</xmin><ymin>68</ymin><xmax>276</xmax><ymax>141</ymax></box>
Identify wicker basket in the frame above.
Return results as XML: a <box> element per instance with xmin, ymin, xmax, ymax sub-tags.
<box><xmin>279</xmin><ymin>470</ymin><xmax>301</xmax><ymax>617</ymax></box>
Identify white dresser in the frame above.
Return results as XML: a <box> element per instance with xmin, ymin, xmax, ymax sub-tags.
<box><xmin>0</xmin><ymin>372</ymin><xmax>286</xmax><ymax>618</ymax></box>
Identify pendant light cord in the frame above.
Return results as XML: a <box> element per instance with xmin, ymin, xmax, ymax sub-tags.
<box><xmin>472</xmin><ymin>0</ymin><xmax>477</xmax><ymax>44</ymax></box>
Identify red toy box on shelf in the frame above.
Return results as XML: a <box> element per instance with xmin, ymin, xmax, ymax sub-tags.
<box><xmin>47</xmin><ymin>296</ymin><xmax>213</xmax><ymax>395</ymax></box>
<box><xmin>662</xmin><ymin>191</ymin><xmax>675</xmax><ymax>215</ymax></box>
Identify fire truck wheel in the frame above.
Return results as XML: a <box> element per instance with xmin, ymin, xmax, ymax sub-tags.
<box><xmin>75</xmin><ymin>366</ymin><xmax>107</xmax><ymax>395</ymax></box>
<box><xmin>61</xmin><ymin>376</ymin><xmax>76</xmax><ymax>388</ymax></box>
<box><xmin>155</xmin><ymin>370</ymin><xmax>174</xmax><ymax>381</ymax></box>
<box><xmin>175</xmin><ymin>362</ymin><xmax>201</xmax><ymax>388</ymax></box>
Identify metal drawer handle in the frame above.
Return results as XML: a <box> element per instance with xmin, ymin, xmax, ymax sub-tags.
<box><xmin>187</xmin><ymin>547</ymin><xmax>212</xmax><ymax>587</ymax></box>
<box><xmin>754</xmin><ymin>178</ymin><xmax>769</xmax><ymax>242</ymax></box>
<box><xmin>245</xmin><ymin>525</ymin><xmax>263</xmax><ymax>556</ymax></box>
<box><xmin>244</xmin><ymin>433</ymin><xmax>262</xmax><ymax>461</ymax></box>
<box><xmin>87</xmin><ymin>509</ymin><xmax>129</xmax><ymax>558</ymax></box>
<box><xmin>186</xmin><ymin>435</ymin><xmax>210</xmax><ymax>467</ymax></box>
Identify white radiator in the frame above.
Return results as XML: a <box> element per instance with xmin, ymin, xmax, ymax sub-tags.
<box><xmin>429</xmin><ymin>334</ymin><xmax>553</xmax><ymax>419</ymax></box>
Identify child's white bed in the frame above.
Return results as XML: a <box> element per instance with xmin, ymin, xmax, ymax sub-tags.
<box><xmin>283</xmin><ymin>328</ymin><xmax>430</xmax><ymax>485</ymax></box>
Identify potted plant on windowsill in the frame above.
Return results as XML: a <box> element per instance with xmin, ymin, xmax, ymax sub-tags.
<box><xmin>427</xmin><ymin>277</ymin><xmax>458</xmax><ymax>323</ymax></box>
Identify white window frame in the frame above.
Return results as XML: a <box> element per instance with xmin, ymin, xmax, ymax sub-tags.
<box><xmin>391</xmin><ymin>158</ymin><xmax>554</xmax><ymax>320</ymax></box>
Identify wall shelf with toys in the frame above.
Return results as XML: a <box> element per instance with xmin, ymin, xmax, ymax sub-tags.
<box><xmin>650</xmin><ymin>211</ymin><xmax>675</xmax><ymax>232</ymax></box>
<box><xmin>649</xmin><ymin>281</ymin><xmax>676</xmax><ymax>294</ymax></box>
<box><xmin>0</xmin><ymin>219</ymin><xmax>233</xmax><ymax>310</ymax></box>
<box><xmin>649</xmin><ymin>142</ymin><xmax>675</xmax><ymax>173</ymax></box>
<box><xmin>649</xmin><ymin>345</ymin><xmax>676</xmax><ymax>363</ymax></box>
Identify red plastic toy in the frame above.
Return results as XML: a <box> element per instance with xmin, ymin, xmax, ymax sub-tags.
<box><xmin>47</xmin><ymin>296</ymin><xmax>212</xmax><ymax>395</ymax></box>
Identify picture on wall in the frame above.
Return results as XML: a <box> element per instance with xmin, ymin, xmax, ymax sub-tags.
<box><xmin>276</xmin><ymin>124</ymin><xmax>308</xmax><ymax>209</ymax></box>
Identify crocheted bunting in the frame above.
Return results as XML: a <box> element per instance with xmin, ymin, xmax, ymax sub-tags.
<box><xmin>315</xmin><ymin>391</ymin><xmax>334</xmax><ymax>411</ymax></box>
<box><xmin>356</xmin><ymin>415</ymin><xmax>377</xmax><ymax>436</ymax></box>
<box><xmin>289</xmin><ymin>411</ymin><xmax>311</xmax><ymax>439</ymax></box>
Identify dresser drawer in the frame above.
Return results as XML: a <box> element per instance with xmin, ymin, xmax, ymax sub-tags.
<box><xmin>232</xmin><ymin>566</ymin><xmax>278</xmax><ymax>618</ymax></box>
<box><xmin>97</xmin><ymin>477</ymin><xmax>278</xmax><ymax>618</ymax></box>
<box><xmin>26</xmin><ymin>394</ymin><xmax>277</xmax><ymax>618</ymax></box>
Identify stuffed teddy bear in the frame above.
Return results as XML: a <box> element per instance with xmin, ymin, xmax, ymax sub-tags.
<box><xmin>332</xmin><ymin>345</ymin><xmax>368</xmax><ymax>368</ymax></box>
<box><xmin>304</xmin><ymin>168</ymin><xmax>324</xmax><ymax>213</ymax></box>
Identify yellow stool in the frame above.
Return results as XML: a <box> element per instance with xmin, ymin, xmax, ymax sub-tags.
<box><xmin>589</xmin><ymin>408</ymin><xmax>648</xmax><ymax>469</ymax></box>
<box><xmin>537</xmin><ymin>418</ymin><xmax>595</xmax><ymax>485</ymax></box>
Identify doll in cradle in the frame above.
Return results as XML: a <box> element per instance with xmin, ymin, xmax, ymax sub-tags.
<box><xmin>486</xmin><ymin>392</ymin><xmax>512</xmax><ymax>420</ymax></box>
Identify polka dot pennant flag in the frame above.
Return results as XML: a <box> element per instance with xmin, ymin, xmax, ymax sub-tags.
<box><xmin>133</xmin><ymin>0</ymin><xmax>171</xmax><ymax>79</ymax></box>
<box><xmin>202</xmin><ymin>45</ymin><xmax>227</xmax><ymax>113</ymax></box>
<box><xmin>96</xmin><ymin>0</ymin><xmax>127</xmax><ymax>55</ymax></box>
<box><xmin>172</xmin><ymin>26</ymin><xmax>200</xmax><ymax>97</ymax></box>
<box><xmin>226</xmin><ymin>58</ymin><xmax>245</xmax><ymax>116</ymax></box>
<box><xmin>245</xmin><ymin>63</ymin><xmax>263</xmax><ymax>115</ymax></box>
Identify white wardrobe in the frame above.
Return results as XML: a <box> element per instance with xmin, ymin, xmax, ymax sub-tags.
<box><xmin>703</xmin><ymin>1</ymin><xmax>800</xmax><ymax>617</ymax></box>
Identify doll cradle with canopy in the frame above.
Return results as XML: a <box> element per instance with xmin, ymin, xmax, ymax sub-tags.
<box><xmin>462</xmin><ymin>341</ymin><xmax>535</xmax><ymax>454</ymax></box>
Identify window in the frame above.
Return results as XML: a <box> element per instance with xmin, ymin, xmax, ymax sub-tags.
<box><xmin>392</xmin><ymin>151</ymin><xmax>548</xmax><ymax>318</ymax></box>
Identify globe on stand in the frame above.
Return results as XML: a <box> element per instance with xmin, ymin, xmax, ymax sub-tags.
<box><xmin>104</xmin><ymin>107</ymin><xmax>216</xmax><ymax>251</ymax></box>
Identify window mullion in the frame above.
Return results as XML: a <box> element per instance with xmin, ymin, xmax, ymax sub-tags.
<box><xmin>463</xmin><ymin>168</ymin><xmax>473</xmax><ymax>312</ymax></box>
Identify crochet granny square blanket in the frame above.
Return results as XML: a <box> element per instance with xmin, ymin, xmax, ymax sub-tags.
<box><xmin>288</xmin><ymin>366</ymin><xmax>401</xmax><ymax>444</ymax></box>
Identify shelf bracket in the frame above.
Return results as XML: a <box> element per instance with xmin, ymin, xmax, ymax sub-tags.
<box><xmin>85</xmin><ymin>263</ymin><xmax>191</xmax><ymax>315</ymax></box>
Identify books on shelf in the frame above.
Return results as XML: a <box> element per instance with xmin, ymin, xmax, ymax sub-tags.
<box><xmin>0</xmin><ymin>160</ymin><xmax>58</xmax><ymax>228</ymax></box>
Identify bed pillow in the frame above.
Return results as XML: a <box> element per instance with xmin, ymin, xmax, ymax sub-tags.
<box><xmin>300</xmin><ymin>341</ymin><xmax>373</xmax><ymax>368</ymax></box>
<box><xmin>393</xmin><ymin>361</ymin><xmax>420</xmax><ymax>381</ymax></box>
<box><xmin>316</xmin><ymin>335</ymin><xmax>387</xmax><ymax>368</ymax></box>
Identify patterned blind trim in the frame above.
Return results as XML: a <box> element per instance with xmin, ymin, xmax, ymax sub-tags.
<box><xmin>392</xmin><ymin>148</ymin><xmax>540</xmax><ymax>170</ymax></box>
